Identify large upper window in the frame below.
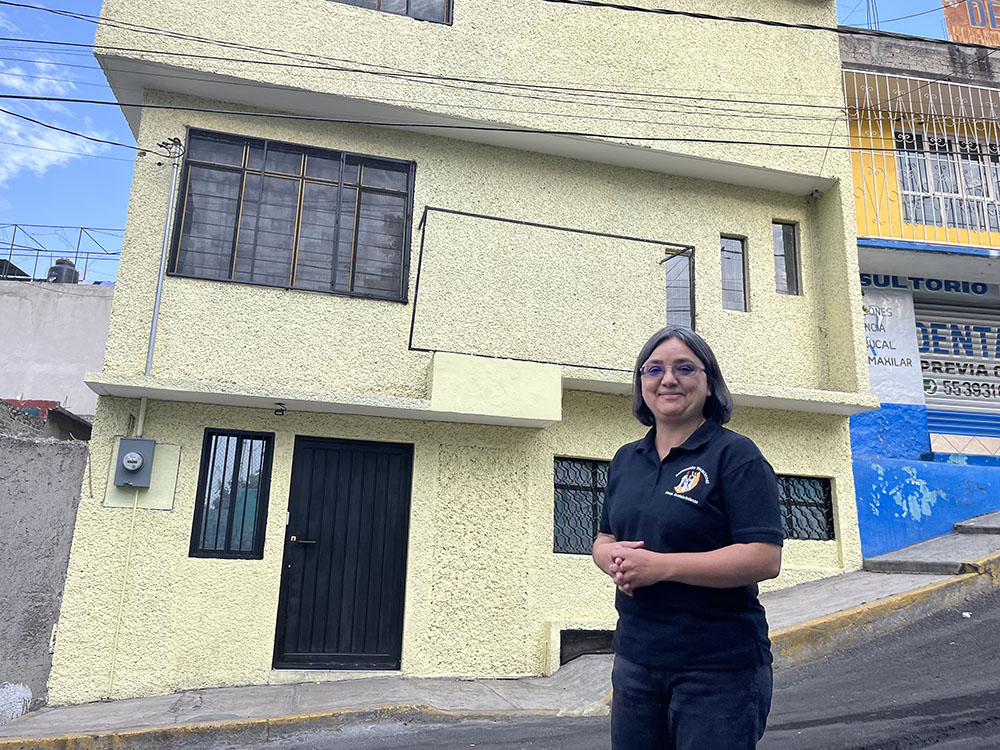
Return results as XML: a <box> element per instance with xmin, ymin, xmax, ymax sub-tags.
<box><xmin>331</xmin><ymin>0</ymin><xmax>452</xmax><ymax>23</ymax></box>
<box><xmin>896</xmin><ymin>132</ymin><xmax>1000</xmax><ymax>232</ymax></box>
<box><xmin>171</xmin><ymin>131</ymin><xmax>415</xmax><ymax>301</ymax></box>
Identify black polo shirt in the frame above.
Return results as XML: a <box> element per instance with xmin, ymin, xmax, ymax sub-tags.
<box><xmin>599</xmin><ymin>418</ymin><xmax>783</xmax><ymax>670</ymax></box>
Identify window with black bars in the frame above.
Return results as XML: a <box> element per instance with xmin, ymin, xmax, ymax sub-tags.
<box><xmin>777</xmin><ymin>475</ymin><xmax>834</xmax><ymax>541</ymax></box>
<box><xmin>553</xmin><ymin>458</ymin><xmax>608</xmax><ymax>554</ymax></box>
<box><xmin>171</xmin><ymin>130</ymin><xmax>414</xmax><ymax>301</ymax></box>
<box><xmin>551</xmin><ymin>463</ymin><xmax>834</xmax><ymax>553</ymax></box>
<box><xmin>330</xmin><ymin>0</ymin><xmax>452</xmax><ymax>23</ymax></box>
<box><xmin>189</xmin><ymin>429</ymin><xmax>275</xmax><ymax>559</ymax></box>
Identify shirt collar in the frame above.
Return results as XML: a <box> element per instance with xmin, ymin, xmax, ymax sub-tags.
<box><xmin>635</xmin><ymin>418</ymin><xmax>720</xmax><ymax>457</ymax></box>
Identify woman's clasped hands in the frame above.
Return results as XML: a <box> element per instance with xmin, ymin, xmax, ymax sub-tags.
<box><xmin>605</xmin><ymin>540</ymin><xmax>663</xmax><ymax>596</ymax></box>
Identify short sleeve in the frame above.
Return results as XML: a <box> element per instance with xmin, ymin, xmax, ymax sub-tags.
<box><xmin>720</xmin><ymin>455</ymin><xmax>784</xmax><ymax>546</ymax></box>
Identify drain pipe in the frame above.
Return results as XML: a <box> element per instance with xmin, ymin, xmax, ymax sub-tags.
<box><xmin>146</xmin><ymin>138</ymin><xmax>183</xmax><ymax>377</ymax></box>
<box><xmin>108</xmin><ymin>140</ymin><xmax>180</xmax><ymax>697</ymax></box>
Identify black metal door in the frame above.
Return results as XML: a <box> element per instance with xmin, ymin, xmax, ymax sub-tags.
<box><xmin>274</xmin><ymin>437</ymin><xmax>413</xmax><ymax>670</ymax></box>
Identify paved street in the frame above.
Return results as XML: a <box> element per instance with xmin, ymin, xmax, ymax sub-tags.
<box><xmin>229</xmin><ymin>588</ymin><xmax>1000</xmax><ymax>750</ymax></box>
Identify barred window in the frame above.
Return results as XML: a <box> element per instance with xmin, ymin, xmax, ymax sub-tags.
<box><xmin>190</xmin><ymin>429</ymin><xmax>275</xmax><ymax>559</ymax></box>
<box><xmin>553</xmin><ymin>458</ymin><xmax>608</xmax><ymax>554</ymax></box>
<box><xmin>772</xmin><ymin>221</ymin><xmax>800</xmax><ymax>296</ymax></box>
<box><xmin>330</xmin><ymin>0</ymin><xmax>452</xmax><ymax>23</ymax></box>
<box><xmin>171</xmin><ymin>131</ymin><xmax>414</xmax><ymax>301</ymax></box>
<box><xmin>777</xmin><ymin>475</ymin><xmax>834</xmax><ymax>541</ymax></box>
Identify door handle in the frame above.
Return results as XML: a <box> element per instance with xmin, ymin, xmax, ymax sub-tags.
<box><xmin>289</xmin><ymin>536</ymin><xmax>317</xmax><ymax>544</ymax></box>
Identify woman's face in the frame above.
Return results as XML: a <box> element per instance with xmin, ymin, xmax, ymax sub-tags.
<box><xmin>640</xmin><ymin>337</ymin><xmax>711</xmax><ymax>428</ymax></box>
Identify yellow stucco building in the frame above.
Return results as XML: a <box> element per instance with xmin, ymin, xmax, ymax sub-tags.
<box><xmin>49</xmin><ymin>0</ymin><xmax>875</xmax><ymax>704</ymax></box>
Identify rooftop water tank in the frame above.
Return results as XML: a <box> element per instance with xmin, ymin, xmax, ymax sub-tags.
<box><xmin>46</xmin><ymin>258</ymin><xmax>79</xmax><ymax>284</ymax></box>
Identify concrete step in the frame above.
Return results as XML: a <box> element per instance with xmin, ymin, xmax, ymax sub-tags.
<box><xmin>955</xmin><ymin>510</ymin><xmax>1000</xmax><ymax>535</ymax></box>
<box><xmin>863</xmin><ymin>531</ymin><xmax>1000</xmax><ymax>575</ymax></box>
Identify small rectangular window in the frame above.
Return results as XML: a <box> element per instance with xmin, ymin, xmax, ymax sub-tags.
<box><xmin>777</xmin><ymin>475</ymin><xmax>834</xmax><ymax>541</ymax></box>
<box><xmin>553</xmin><ymin>458</ymin><xmax>608</xmax><ymax>554</ymax></box>
<box><xmin>664</xmin><ymin>251</ymin><xmax>694</xmax><ymax>329</ymax></box>
<box><xmin>772</xmin><ymin>222</ymin><xmax>800</xmax><ymax>295</ymax></box>
<box><xmin>329</xmin><ymin>0</ymin><xmax>452</xmax><ymax>23</ymax></box>
<box><xmin>720</xmin><ymin>236</ymin><xmax>747</xmax><ymax>312</ymax></box>
<box><xmin>190</xmin><ymin>429</ymin><xmax>275</xmax><ymax>559</ymax></box>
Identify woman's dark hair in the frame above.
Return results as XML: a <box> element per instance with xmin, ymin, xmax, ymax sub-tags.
<box><xmin>631</xmin><ymin>326</ymin><xmax>734</xmax><ymax>426</ymax></box>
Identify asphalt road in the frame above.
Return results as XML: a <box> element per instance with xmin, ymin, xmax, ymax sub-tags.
<box><xmin>231</xmin><ymin>588</ymin><xmax>1000</xmax><ymax>749</ymax></box>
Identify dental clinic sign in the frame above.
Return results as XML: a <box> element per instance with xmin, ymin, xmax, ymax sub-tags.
<box><xmin>860</xmin><ymin>288</ymin><xmax>925</xmax><ymax>405</ymax></box>
<box><xmin>944</xmin><ymin>0</ymin><xmax>1000</xmax><ymax>46</ymax></box>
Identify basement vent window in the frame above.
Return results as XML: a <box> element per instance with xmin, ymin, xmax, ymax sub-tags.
<box><xmin>777</xmin><ymin>475</ymin><xmax>834</xmax><ymax>541</ymax></box>
<box><xmin>189</xmin><ymin>429</ymin><xmax>275</xmax><ymax>559</ymax></box>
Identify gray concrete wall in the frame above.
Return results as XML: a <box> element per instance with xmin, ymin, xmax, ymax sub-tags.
<box><xmin>0</xmin><ymin>407</ymin><xmax>87</xmax><ymax>724</ymax></box>
<box><xmin>840</xmin><ymin>28</ymin><xmax>1000</xmax><ymax>86</ymax></box>
<box><xmin>0</xmin><ymin>282</ymin><xmax>114</xmax><ymax>418</ymax></box>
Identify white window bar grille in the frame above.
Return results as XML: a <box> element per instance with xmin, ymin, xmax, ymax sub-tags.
<box><xmin>844</xmin><ymin>69</ymin><xmax>1000</xmax><ymax>250</ymax></box>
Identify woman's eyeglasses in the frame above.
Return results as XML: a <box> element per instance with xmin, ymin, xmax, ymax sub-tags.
<box><xmin>639</xmin><ymin>363</ymin><xmax>704</xmax><ymax>379</ymax></box>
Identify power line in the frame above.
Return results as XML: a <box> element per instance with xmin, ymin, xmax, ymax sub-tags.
<box><xmin>880</xmin><ymin>0</ymin><xmax>964</xmax><ymax>25</ymax></box>
<box><xmin>0</xmin><ymin>104</ymin><xmax>171</xmax><ymax>156</ymax></box>
<box><xmin>541</xmin><ymin>0</ymin><xmax>1000</xmax><ymax>49</ymax></box>
<box><xmin>0</xmin><ymin>91</ymin><xmax>946</xmax><ymax>155</ymax></box>
<box><xmin>0</xmin><ymin>137</ymin><xmax>137</xmax><ymax>161</ymax></box>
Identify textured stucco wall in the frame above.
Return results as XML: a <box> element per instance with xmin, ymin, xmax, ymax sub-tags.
<box><xmin>0</xmin><ymin>435</ymin><xmax>87</xmax><ymax>722</ymax></box>
<box><xmin>0</xmin><ymin>282</ymin><xmax>113</xmax><ymax>417</ymax></box>
<box><xmin>100</xmin><ymin>93</ymin><xmax>866</xmax><ymax>402</ymax></box>
<box><xmin>48</xmin><ymin>392</ymin><xmax>859</xmax><ymax>704</ymax></box>
<box><xmin>96</xmin><ymin>0</ymin><xmax>844</xmax><ymax>175</ymax></box>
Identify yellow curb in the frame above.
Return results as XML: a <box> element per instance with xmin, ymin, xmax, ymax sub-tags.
<box><xmin>771</xmin><ymin>570</ymin><xmax>997</xmax><ymax>667</ymax></box>
<box><xmin>0</xmin><ymin>704</ymin><xmax>566</xmax><ymax>750</ymax></box>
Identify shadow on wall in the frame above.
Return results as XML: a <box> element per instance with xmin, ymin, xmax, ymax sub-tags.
<box><xmin>851</xmin><ymin>404</ymin><xmax>1000</xmax><ymax>557</ymax></box>
<box><xmin>0</xmin><ymin>403</ymin><xmax>88</xmax><ymax>724</ymax></box>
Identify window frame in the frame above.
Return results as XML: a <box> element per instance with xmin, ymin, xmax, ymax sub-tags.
<box><xmin>553</xmin><ymin>456</ymin><xmax>609</xmax><ymax>555</ymax></box>
<box><xmin>189</xmin><ymin>428</ymin><xmax>276</xmax><ymax>560</ymax></box>
<box><xmin>772</xmin><ymin>220</ymin><xmax>801</xmax><ymax>296</ymax></box>
<box><xmin>328</xmin><ymin>0</ymin><xmax>453</xmax><ymax>24</ymax></box>
<box><xmin>168</xmin><ymin>128</ymin><xmax>417</xmax><ymax>303</ymax></box>
<box><xmin>720</xmin><ymin>234</ymin><xmax>749</xmax><ymax>312</ymax></box>
<box><xmin>895</xmin><ymin>131</ymin><xmax>1000</xmax><ymax>232</ymax></box>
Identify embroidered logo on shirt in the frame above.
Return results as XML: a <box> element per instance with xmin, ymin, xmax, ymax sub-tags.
<box><xmin>664</xmin><ymin>466</ymin><xmax>711</xmax><ymax>504</ymax></box>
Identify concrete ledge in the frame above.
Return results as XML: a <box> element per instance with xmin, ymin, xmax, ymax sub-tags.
<box><xmin>771</xmin><ymin>571</ymin><xmax>998</xmax><ymax>668</ymax></box>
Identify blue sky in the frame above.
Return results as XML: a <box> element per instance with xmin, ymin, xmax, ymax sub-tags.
<box><xmin>0</xmin><ymin>1</ymin><xmax>958</xmax><ymax>281</ymax></box>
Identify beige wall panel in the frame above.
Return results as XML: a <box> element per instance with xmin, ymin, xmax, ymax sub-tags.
<box><xmin>102</xmin><ymin>94</ymin><xmax>864</xmax><ymax>400</ymax></box>
<box><xmin>51</xmin><ymin>390</ymin><xmax>860</xmax><ymax>703</ymax></box>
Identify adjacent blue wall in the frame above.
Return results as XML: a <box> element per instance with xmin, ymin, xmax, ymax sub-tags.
<box><xmin>850</xmin><ymin>403</ymin><xmax>1000</xmax><ymax>557</ymax></box>
<box><xmin>853</xmin><ymin>458</ymin><xmax>1000</xmax><ymax>557</ymax></box>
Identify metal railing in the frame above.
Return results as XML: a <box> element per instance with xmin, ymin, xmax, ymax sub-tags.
<box><xmin>0</xmin><ymin>224</ymin><xmax>122</xmax><ymax>282</ymax></box>
<box><xmin>844</xmin><ymin>69</ymin><xmax>1000</xmax><ymax>251</ymax></box>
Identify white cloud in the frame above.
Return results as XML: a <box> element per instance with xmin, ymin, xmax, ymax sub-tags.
<box><xmin>0</xmin><ymin>60</ymin><xmax>75</xmax><ymax>97</ymax></box>
<box><xmin>0</xmin><ymin>11</ymin><xmax>18</xmax><ymax>33</ymax></box>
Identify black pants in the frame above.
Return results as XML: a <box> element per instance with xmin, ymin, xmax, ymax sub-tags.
<box><xmin>611</xmin><ymin>655</ymin><xmax>772</xmax><ymax>750</ymax></box>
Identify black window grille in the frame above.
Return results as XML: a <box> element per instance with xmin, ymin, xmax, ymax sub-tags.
<box><xmin>329</xmin><ymin>0</ymin><xmax>452</xmax><ymax>23</ymax></box>
<box><xmin>553</xmin><ymin>458</ymin><xmax>608</xmax><ymax>554</ymax></box>
<box><xmin>190</xmin><ymin>429</ymin><xmax>275</xmax><ymax>559</ymax></box>
<box><xmin>777</xmin><ymin>475</ymin><xmax>834</xmax><ymax>541</ymax></box>
<box><xmin>171</xmin><ymin>130</ymin><xmax>415</xmax><ymax>301</ymax></box>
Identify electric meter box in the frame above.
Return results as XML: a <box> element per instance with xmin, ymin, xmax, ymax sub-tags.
<box><xmin>114</xmin><ymin>438</ymin><xmax>156</xmax><ymax>488</ymax></box>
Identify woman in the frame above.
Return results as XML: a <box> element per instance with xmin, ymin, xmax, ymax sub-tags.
<box><xmin>593</xmin><ymin>326</ymin><xmax>783</xmax><ymax>750</ymax></box>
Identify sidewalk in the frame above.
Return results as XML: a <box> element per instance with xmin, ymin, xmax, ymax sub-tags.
<box><xmin>3</xmin><ymin>510</ymin><xmax>999</xmax><ymax>750</ymax></box>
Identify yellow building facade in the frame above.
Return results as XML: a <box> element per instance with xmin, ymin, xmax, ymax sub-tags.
<box><xmin>50</xmin><ymin>0</ymin><xmax>874</xmax><ymax>704</ymax></box>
